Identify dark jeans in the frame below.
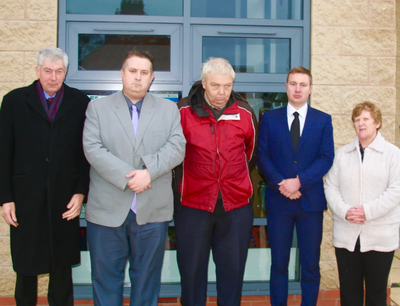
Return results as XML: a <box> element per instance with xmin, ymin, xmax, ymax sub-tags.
<box><xmin>335</xmin><ymin>238</ymin><xmax>394</xmax><ymax>306</ymax></box>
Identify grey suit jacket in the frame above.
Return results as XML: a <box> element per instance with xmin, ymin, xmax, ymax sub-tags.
<box><xmin>83</xmin><ymin>91</ymin><xmax>186</xmax><ymax>226</ymax></box>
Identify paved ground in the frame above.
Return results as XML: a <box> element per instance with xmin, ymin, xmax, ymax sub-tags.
<box><xmin>391</xmin><ymin>248</ymin><xmax>400</xmax><ymax>306</ymax></box>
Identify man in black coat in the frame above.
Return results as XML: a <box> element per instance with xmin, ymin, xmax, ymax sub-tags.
<box><xmin>0</xmin><ymin>47</ymin><xmax>90</xmax><ymax>306</ymax></box>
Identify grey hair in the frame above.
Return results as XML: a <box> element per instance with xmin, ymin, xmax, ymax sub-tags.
<box><xmin>37</xmin><ymin>47</ymin><xmax>69</xmax><ymax>69</ymax></box>
<box><xmin>201</xmin><ymin>57</ymin><xmax>235</xmax><ymax>81</ymax></box>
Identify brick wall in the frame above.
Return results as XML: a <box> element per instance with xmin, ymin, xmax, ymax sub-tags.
<box><xmin>0</xmin><ymin>289</ymin><xmax>393</xmax><ymax>305</ymax></box>
<box><xmin>0</xmin><ymin>289</ymin><xmax>392</xmax><ymax>306</ymax></box>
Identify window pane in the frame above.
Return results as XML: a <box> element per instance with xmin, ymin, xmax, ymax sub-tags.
<box><xmin>241</xmin><ymin>92</ymin><xmax>288</xmax><ymax>218</ymax></box>
<box><xmin>202</xmin><ymin>37</ymin><xmax>290</xmax><ymax>75</ymax></box>
<box><xmin>67</xmin><ymin>0</ymin><xmax>183</xmax><ymax>16</ymax></box>
<box><xmin>192</xmin><ymin>0</ymin><xmax>303</xmax><ymax>20</ymax></box>
<box><xmin>78</xmin><ymin>34</ymin><xmax>171</xmax><ymax>71</ymax></box>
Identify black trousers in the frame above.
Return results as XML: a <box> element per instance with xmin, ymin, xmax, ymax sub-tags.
<box><xmin>335</xmin><ymin>239</ymin><xmax>394</xmax><ymax>306</ymax></box>
<box><xmin>15</xmin><ymin>266</ymin><xmax>73</xmax><ymax>306</ymax></box>
<box><xmin>175</xmin><ymin>201</ymin><xmax>254</xmax><ymax>306</ymax></box>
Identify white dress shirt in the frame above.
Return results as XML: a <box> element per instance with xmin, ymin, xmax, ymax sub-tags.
<box><xmin>287</xmin><ymin>103</ymin><xmax>308</xmax><ymax>136</ymax></box>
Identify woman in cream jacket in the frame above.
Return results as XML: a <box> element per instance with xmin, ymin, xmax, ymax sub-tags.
<box><xmin>324</xmin><ymin>101</ymin><xmax>400</xmax><ymax>306</ymax></box>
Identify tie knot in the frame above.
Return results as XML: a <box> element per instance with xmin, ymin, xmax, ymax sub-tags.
<box><xmin>293</xmin><ymin>111</ymin><xmax>299</xmax><ymax>118</ymax></box>
<box><xmin>47</xmin><ymin>97</ymin><xmax>55</xmax><ymax>103</ymax></box>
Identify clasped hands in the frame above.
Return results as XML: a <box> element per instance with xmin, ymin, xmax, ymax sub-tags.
<box><xmin>126</xmin><ymin>169</ymin><xmax>152</xmax><ymax>194</ymax></box>
<box><xmin>345</xmin><ymin>206</ymin><xmax>366</xmax><ymax>224</ymax></box>
<box><xmin>278</xmin><ymin>178</ymin><xmax>302</xmax><ymax>200</ymax></box>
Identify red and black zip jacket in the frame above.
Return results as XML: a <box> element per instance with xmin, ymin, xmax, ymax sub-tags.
<box><xmin>175</xmin><ymin>81</ymin><xmax>258</xmax><ymax>213</ymax></box>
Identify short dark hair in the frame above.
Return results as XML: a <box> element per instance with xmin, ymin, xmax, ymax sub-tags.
<box><xmin>351</xmin><ymin>101</ymin><xmax>382</xmax><ymax>130</ymax></box>
<box><xmin>286</xmin><ymin>66</ymin><xmax>312</xmax><ymax>85</ymax></box>
<box><xmin>121</xmin><ymin>49</ymin><xmax>154</xmax><ymax>72</ymax></box>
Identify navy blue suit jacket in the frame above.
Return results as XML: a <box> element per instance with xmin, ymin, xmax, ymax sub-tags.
<box><xmin>257</xmin><ymin>105</ymin><xmax>334</xmax><ymax>212</ymax></box>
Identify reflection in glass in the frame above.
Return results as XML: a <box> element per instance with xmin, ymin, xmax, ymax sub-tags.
<box><xmin>67</xmin><ymin>0</ymin><xmax>183</xmax><ymax>16</ymax></box>
<box><xmin>120</xmin><ymin>0</ymin><xmax>146</xmax><ymax>15</ymax></box>
<box><xmin>249</xmin><ymin>226</ymin><xmax>269</xmax><ymax>248</ymax></box>
<box><xmin>241</xmin><ymin>92</ymin><xmax>288</xmax><ymax>218</ymax></box>
<box><xmin>165</xmin><ymin>227</ymin><xmax>177</xmax><ymax>250</ymax></box>
<box><xmin>238</xmin><ymin>92</ymin><xmax>288</xmax><ymax>123</ymax></box>
<box><xmin>78</xmin><ymin>34</ymin><xmax>171</xmax><ymax>71</ymax></box>
<box><xmin>202</xmin><ymin>37</ymin><xmax>290</xmax><ymax>75</ymax></box>
<box><xmin>192</xmin><ymin>0</ymin><xmax>303</xmax><ymax>20</ymax></box>
<box><xmin>247</xmin><ymin>226</ymin><xmax>298</xmax><ymax>281</ymax></box>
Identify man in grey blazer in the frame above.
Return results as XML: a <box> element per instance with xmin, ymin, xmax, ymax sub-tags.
<box><xmin>83</xmin><ymin>50</ymin><xmax>186</xmax><ymax>306</ymax></box>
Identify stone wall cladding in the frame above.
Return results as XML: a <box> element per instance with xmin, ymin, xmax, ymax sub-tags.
<box><xmin>0</xmin><ymin>0</ymin><xmax>57</xmax><ymax>101</ymax></box>
<box><xmin>312</xmin><ymin>0</ymin><xmax>398</xmax><ymax>290</ymax></box>
<box><xmin>396</xmin><ymin>0</ymin><xmax>400</xmax><ymax>148</ymax></box>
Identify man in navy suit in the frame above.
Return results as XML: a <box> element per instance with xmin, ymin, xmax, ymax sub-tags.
<box><xmin>257</xmin><ymin>66</ymin><xmax>334</xmax><ymax>306</ymax></box>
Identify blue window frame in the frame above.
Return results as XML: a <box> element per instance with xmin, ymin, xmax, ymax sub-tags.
<box><xmin>191</xmin><ymin>0</ymin><xmax>303</xmax><ymax>20</ymax></box>
<box><xmin>66</xmin><ymin>0</ymin><xmax>184</xmax><ymax>16</ymax></box>
<box><xmin>58</xmin><ymin>0</ymin><xmax>310</xmax><ymax>299</ymax></box>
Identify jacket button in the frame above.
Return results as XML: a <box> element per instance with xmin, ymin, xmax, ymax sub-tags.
<box><xmin>293</xmin><ymin>160</ymin><xmax>297</xmax><ymax>163</ymax></box>
<box><xmin>209</xmin><ymin>207</ymin><xmax>212</xmax><ymax>210</ymax></box>
<box><xmin>46</xmin><ymin>158</ymin><xmax>49</xmax><ymax>162</ymax></box>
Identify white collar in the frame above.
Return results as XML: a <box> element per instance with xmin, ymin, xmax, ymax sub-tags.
<box><xmin>346</xmin><ymin>131</ymin><xmax>385</xmax><ymax>154</ymax></box>
<box><xmin>287</xmin><ymin>102</ymin><xmax>308</xmax><ymax>118</ymax></box>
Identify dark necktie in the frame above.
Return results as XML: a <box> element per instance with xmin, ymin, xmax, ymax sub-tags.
<box><xmin>46</xmin><ymin>97</ymin><xmax>54</xmax><ymax>109</ymax></box>
<box><xmin>290</xmin><ymin>111</ymin><xmax>300</xmax><ymax>151</ymax></box>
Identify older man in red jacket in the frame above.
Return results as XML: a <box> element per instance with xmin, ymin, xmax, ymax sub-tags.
<box><xmin>174</xmin><ymin>57</ymin><xmax>257</xmax><ymax>306</ymax></box>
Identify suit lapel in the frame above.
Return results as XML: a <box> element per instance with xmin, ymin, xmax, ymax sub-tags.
<box><xmin>279</xmin><ymin>105</ymin><xmax>296</xmax><ymax>153</ymax></box>
<box><xmin>25</xmin><ymin>82</ymin><xmax>50</xmax><ymax>122</ymax></box>
<box><xmin>135</xmin><ymin>94</ymin><xmax>155</xmax><ymax>150</ymax></box>
<box><xmin>296</xmin><ymin>106</ymin><xmax>315</xmax><ymax>152</ymax></box>
<box><xmin>53</xmin><ymin>86</ymin><xmax>73</xmax><ymax>123</ymax></box>
<box><xmin>114</xmin><ymin>92</ymin><xmax>136</xmax><ymax>149</ymax></box>
<box><xmin>25</xmin><ymin>82</ymin><xmax>75</xmax><ymax>123</ymax></box>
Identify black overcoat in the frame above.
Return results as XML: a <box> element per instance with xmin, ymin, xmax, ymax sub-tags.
<box><xmin>0</xmin><ymin>81</ymin><xmax>90</xmax><ymax>275</ymax></box>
